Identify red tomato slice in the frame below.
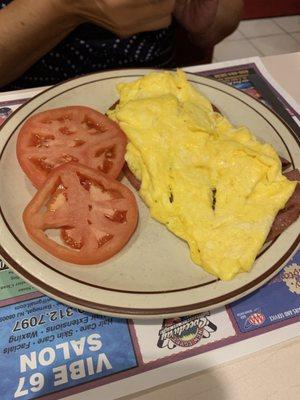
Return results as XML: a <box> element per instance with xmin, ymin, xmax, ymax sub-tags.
<box><xmin>17</xmin><ymin>106</ymin><xmax>127</xmax><ymax>187</ymax></box>
<box><xmin>23</xmin><ymin>162</ymin><xmax>138</xmax><ymax>265</ymax></box>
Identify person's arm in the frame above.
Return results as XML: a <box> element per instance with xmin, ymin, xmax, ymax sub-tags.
<box><xmin>0</xmin><ymin>0</ymin><xmax>175</xmax><ymax>88</ymax></box>
<box><xmin>0</xmin><ymin>0</ymin><xmax>80</xmax><ymax>87</ymax></box>
<box><xmin>190</xmin><ymin>0</ymin><xmax>244</xmax><ymax>48</ymax></box>
<box><xmin>174</xmin><ymin>0</ymin><xmax>244</xmax><ymax>49</ymax></box>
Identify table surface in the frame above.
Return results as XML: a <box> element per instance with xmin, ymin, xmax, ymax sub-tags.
<box><xmin>1</xmin><ymin>52</ymin><xmax>299</xmax><ymax>400</ymax></box>
<box><xmin>118</xmin><ymin>52</ymin><xmax>300</xmax><ymax>400</ymax></box>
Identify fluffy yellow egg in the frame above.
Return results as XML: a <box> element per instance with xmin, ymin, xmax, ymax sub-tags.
<box><xmin>108</xmin><ymin>70</ymin><xmax>296</xmax><ymax>280</ymax></box>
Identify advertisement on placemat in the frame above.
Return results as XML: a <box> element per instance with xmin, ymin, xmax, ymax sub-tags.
<box><xmin>198</xmin><ymin>63</ymin><xmax>300</xmax><ymax>133</ymax></box>
<box><xmin>133</xmin><ymin>308</ymin><xmax>236</xmax><ymax>363</ymax></box>
<box><xmin>0</xmin><ymin>106</ymin><xmax>13</xmax><ymax>125</ymax></box>
<box><xmin>0</xmin><ymin>260</ymin><xmax>36</xmax><ymax>303</ymax></box>
<box><xmin>0</xmin><ymin>297</ymin><xmax>137</xmax><ymax>400</ymax></box>
<box><xmin>0</xmin><ymin>98</ymin><xmax>28</xmax><ymax>126</ymax></box>
<box><xmin>230</xmin><ymin>253</ymin><xmax>300</xmax><ymax>333</ymax></box>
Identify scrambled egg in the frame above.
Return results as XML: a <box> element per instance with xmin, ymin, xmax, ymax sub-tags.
<box><xmin>108</xmin><ymin>70</ymin><xmax>296</xmax><ymax>280</ymax></box>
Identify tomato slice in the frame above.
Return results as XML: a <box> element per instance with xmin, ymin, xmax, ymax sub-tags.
<box><xmin>23</xmin><ymin>162</ymin><xmax>138</xmax><ymax>265</ymax></box>
<box><xmin>17</xmin><ymin>106</ymin><xmax>127</xmax><ymax>187</ymax></box>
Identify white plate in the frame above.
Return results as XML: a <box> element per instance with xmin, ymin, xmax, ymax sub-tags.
<box><xmin>0</xmin><ymin>69</ymin><xmax>299</xmax><ymax>318</ymax></box>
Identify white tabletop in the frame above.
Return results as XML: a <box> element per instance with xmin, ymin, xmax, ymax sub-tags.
<box><xmin>118</xmin><ymin>52</ymin><xmax>300</xmax><ymax>400</ymax></box>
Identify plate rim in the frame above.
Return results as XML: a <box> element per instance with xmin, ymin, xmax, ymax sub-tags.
<box><xmin>1</xmin><ymin>235</ymin><xmax>299</xmax><ymax>318</ymax></box>
<box><xmin>0</xmin><ymin>68</ymin><xmax>299</xmax><ymax>317</ymax></box>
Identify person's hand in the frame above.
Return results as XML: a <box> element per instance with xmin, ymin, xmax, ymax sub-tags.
<box><xmin>73</xmin><ymin>0</ymin><xmax>175</xmax><ymax>37</ymax></box>
<box><xmin>174</xmin><ymin>0</ymin><xmax>219</xmax><ymax>34</ymax></box>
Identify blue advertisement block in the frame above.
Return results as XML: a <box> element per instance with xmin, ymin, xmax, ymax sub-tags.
<box><xmin>0</xmin><ymin>297</ymin><xmax>137</xmax><ymax>399</ymax></box>
<box><xmin>230</xmin><ymin>251</ymin><xmax>300</xmax><ymax>333</ymax></box>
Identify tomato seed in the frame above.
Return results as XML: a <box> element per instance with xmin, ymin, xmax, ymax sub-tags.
<box><xmin>73</xmin><ymin>139</ymin><xmax>85</xmax><ymax>147</ymax></box>
<box><xmin>100</xmin><ymin>158</ymin><xmax>113</xmax><ymax>174</ymax></box>
<box><xmin>30</xmin><ymin>157</ymin><xmax>54</xmax><ymax>171</ymax></box>
<box><xmin>78</xmin><ymin>176</ymin><xmax>91</xmax><ymax>191</ymax></box>
<box><xmin>59</xmin><ymin>127</ymin><xmax>74</xmax><ymax>135</ymax></box>
<box><xmin>107</xmin><ymin>210</ymin><xmax>127</xmax><ymax>223</ymax></box>
<box><xmin>61</xmin><ymin>229</ymin><xmax>83</xmax><ymax>249</ymax></box>
<box><xmin>98</xmin><ymin>233</ymin><xmax>113</xmax><ymax>247</ymax></box>
<box><xmin>84</xmin><ymin>118</ymin><xmax>107</xmax><ymax>133</ymax></box>
<box><xmin>61</xmin><ymin>154</ymin><xmax>79</xmax><ymax>163</ymax></box>
<box><xmin>31</xmin><ymin>133</ymin><xmax>55</xmax><ymax>147</ymax></box>
<box><xmin>57</xmin><ymin>115</ymin><xmax>70</xmax><ymax>122</ymax></box>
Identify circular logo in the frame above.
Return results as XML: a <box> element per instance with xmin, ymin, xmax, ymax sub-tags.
<box><xmin>163</xmin><ymin>316</ymin><xmax>206</xmax><ymax>347</ymax></box>
<box><xmin>247</xmin><ymin>312</ymin><xmax>266</xmax><ymax>326</ymax></box>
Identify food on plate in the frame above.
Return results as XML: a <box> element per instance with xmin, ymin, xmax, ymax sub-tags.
<box><xmin>123</xmin><ymin>156</ymin><xmax>300</xmax><ymax>244</ymax></box>
<box><xmin>280</xmin><ymin>156</ymin><xmax>292</xmax><ymax>171</ymax></box>
<box><xmin>266</xmin><ymin>169</ymin><xmax>300</xmax><ymax>242</ymax></box>
<box><xmin>23</xmin><ymin>162</ymin><xmax>138</xmax><ymax>264</ymax></box>
<box><xmin>17</xmin><ymin>105</ymin><xmax>138</xmax><ymax>265</ymax></box>
<box><xmin>108</xmin><ymin>70</ymin><xmax>298</xmax><ymax>280</ymax></box>
<box><xmin>17</xmin><ymin>106</ymin><xmax>127</xmax><ymax>188</ymax></box>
